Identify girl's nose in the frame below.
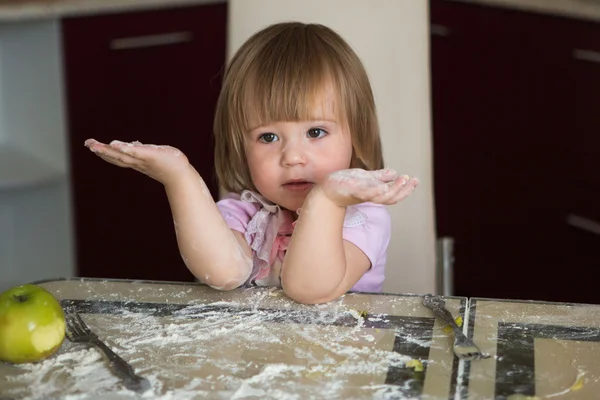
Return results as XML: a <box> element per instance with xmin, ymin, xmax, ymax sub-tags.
<box><xmin>281</xmin><ymin>144</ymin><xmax>307</xmax><ymax>167</ymax></box>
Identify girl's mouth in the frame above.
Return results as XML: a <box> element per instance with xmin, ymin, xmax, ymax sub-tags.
<box><xmin>283</xmin><ymin>181</ymin><xmax>314</xmax><ymax>192</ymax></box>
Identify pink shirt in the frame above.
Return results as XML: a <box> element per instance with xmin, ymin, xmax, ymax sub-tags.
<box><xmin>216</xmin><ymin>190</ymin><xmax>391</xmax><ymax>292</ymax></box>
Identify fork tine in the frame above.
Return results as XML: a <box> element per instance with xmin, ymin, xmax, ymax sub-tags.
<box><xmin>65</xmin><ymin>314</ymin><xmax>81</xmax><ymax>340</ymax></box>
<box><xmin>67</xmin><ymin>312</ymin><xmax>86</xmax><ymax>337</ymax></box>
<box><xmin>67</xmin><ymin>313</ymin><xmax>80</xmax><ymax>336</ymax></box>
<box><xmin>65</xmin><ymin>313</ymin><xmax>74</xmax><ymax>330</ymax></box>
<box><xmin>74</xmin><ymin>312</ymin><xmax>93</xmax><ymax>335</ymax></box>
<box><xmin>65</xmin><ymin>316</ymin><xmax>75</xmax><ymax>339</ymax></box>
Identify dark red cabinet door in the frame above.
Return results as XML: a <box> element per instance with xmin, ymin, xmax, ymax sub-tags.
<box><xmin>557</xmin><ymin>18</ymin><xmax>600</xmax><ymax>304</ymax></box>
<box><xmin>430</xmin><ymin>0</ymin><xmax>600</xmax><ymax>303</ymax></box>
<box><xmin>63</xmin><ymin>4</ymin><xmax>227</xmax><ymax>282</ymax></box>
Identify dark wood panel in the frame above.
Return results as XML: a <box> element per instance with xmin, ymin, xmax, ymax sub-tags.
<box><xmin>430</xmin><ymin>0</ymin><xmax>600</xmax><ymax>303</ymax></box>
<box><xmin>63</xmin><ymin>4</ymin><xmax>227</xmax><ymax>282</ymax></box>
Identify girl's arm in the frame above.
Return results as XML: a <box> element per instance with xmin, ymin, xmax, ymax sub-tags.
<box><xmin>84</xmin><ymin>139</ymin><xmax>252</xmax><ymax>290</ymax></box>
<box><xmin>163</xmin><ymin>167</ymin><xmax>252</xmax><ymax>289</ymax></box>
<box><xmin>281</xmin><ymin>169</ymin><xmax>419</xmax><ymax>304</ymax></box>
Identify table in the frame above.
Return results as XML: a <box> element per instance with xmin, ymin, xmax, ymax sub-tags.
<box><xmin>1</xmin><ymin>278</ymin><xmax>599</xmax><ymax>399</ymax></box>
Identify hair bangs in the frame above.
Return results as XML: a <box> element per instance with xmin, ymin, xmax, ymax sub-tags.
<box><xmin>235</xmin><ymin>33</ymin><xmax>346</xmax><ymax>133</ymax></box>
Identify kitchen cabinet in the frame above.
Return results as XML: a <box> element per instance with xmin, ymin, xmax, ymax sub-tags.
<box><xmin>430</xmin><ymin>0</ymin><xmax>600</xmax><ymax>303</ymax></box>
<box><xmin>63</xmin><ymin>3</ymin><xmax>227</xmax><ymax>282</ymax></box>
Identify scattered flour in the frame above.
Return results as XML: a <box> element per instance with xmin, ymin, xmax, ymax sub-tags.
<box><xmin>2</xmin><ymin>292</ymin><xmax>423</xmax><ymax>400</ymax></box>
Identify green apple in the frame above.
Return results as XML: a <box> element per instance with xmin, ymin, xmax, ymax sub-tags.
<box><xmin>0</xmin><ymin>284</ymin><xmax>66</xmax><ymax>364</ymax></box>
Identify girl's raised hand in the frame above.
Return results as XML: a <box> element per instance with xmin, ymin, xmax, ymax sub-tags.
<box><xmin>319</xmin><ymin>168</ymin><xmax>419</xmax><ymax>207</ymax></box>
<box><xmin>84</xmin><ymin>139</ymin><xmax>191</xmax><ymax>186</ymax></box>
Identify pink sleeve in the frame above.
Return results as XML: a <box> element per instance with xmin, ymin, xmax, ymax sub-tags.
<box><xmin>343</xmin><ymin>203</ymin><xmax>391</xmax><ymax>292</ymax></box>
<box><xmin>343</xmin><ymin>203</ymin><xmax>391</xmax><ymax>265</ymax></box>
<box><xmin>216</xmin><ymin>194</ymin><xmax>260</xmax><ymax>234</ymax></box>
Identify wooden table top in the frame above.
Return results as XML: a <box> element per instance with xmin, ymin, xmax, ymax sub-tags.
<box><xmin>1</xmin><ymin>278</ymin><xmax>599</xmax><ymax>399</ymax></box>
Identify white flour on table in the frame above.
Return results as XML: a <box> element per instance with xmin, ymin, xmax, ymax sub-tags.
<box><xmin>2</xmin><ymin>291</ymin><xmax>423</xmax><ymax>400</ymax></box>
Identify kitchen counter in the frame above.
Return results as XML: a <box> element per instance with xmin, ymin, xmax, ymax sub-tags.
<box><xmin>450</xmin><ymin>0</ymin><xmax>600</xmax><ymax>22</ymax></box>
<box><xmin>2</xmin><ymin>278</ymin><xmax>600</xmax><ymax>399</ymax></box>
<box><xmin>0</xmin><ymin>0</ymin><xmax>225</xmax><ymax>21</ymax></box>
<box><xmin>1</xmin><ymin>279</ymin><xmax>464</xmax><ymax>399</ymax></box>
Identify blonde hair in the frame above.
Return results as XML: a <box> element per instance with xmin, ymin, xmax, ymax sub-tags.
<box><xmin>214</xmin><ymin>22</ymin><xmax>384</xmax><ymax>193</ymax></box>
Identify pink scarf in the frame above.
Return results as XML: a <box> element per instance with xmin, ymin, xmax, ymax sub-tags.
<box><xmin>239</xmin><ymin>191</ymin><xmax>296</xmax><ymax>283</ymax></box>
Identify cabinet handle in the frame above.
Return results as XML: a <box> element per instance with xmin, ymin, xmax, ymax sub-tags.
<box><xmin>573</xmin><ymin>49</ymin><xmax>600</xmax><ymax>64</ymax></box>
<box><xmin>110</xmin><ymin>32</ymin><xmax>193</xmax><ymax>51</ymax></box>
<box><xmin>566</xmin><ymin>213</ymin><xmax>600</xmax><ymax>235</ymax></box>
<box><xmin>431</xmin><ymin>24</ymin><xmax>451</xmax><ymax>37</ymax></box>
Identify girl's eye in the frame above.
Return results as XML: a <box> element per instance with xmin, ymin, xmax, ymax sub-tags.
<box><xmin>307</xmin><ymin>128</ymin><xmax>327</xmax><ymax>139</ymax></box>
<box><xmin>259</xmin><ymin>133</ymin><xmax>278</xmax><ymax>143</ymax></box>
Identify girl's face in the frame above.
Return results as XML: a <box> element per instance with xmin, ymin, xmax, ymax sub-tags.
<box><xmin>244</xmin><ymin>94</ymin><xmax>352</xmax><ymax>212</ymax></box>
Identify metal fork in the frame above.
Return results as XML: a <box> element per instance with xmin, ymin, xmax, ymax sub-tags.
<box><xmin>422</xmin><ymin>294</ymin><xmax>490</xmax><ymax>361</ymax></box>
<box><xmin>65</xmin><ymin>311</ymin><xmax>151</xmax><ymax>392</ymax></box>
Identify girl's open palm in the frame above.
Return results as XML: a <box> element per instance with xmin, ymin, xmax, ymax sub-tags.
<box><xmin>84</xmin><ymin>139</ymin><xmax>191</xmax><ymax>185</ymax></box>
<box><xmin>320</xmin><ymin>168</ymin><xmax>419</xmax><ymax>207</ymax></box>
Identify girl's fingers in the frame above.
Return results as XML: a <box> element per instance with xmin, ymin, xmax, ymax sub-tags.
<box><xmin>371</xmin><ymin>177</ymin><xmax>419</xmax><ymax>205</ymax></box>
<box><xmin>84</xmin><ymin>138</ymin><xmax>99</xmax><ymax>147</ymax></box>
<box><xmin>351</xmin><ymin>180</ymin><xmax>393</xmax><ymax>202</ymax></box>
<box><xmin>369</xmin><ymin>186</ymin><xmax>399</xmax><ymax>205</ymax></box>
<box><xmin>86</xmin><ymin>139</ymin><xmax>146</xmax><ymax>160</ymax></box>
<box><xmin>371</xmin><ymin>175</ymin><xmax>408</xmax><ymax>201</ymax></box>
<box><xmin>374</xmin><ymin>168</ymin><xmax>400</xmax><ymax>182</ymax></box>
<box><xmin>89</xmin><ymin>143</ymin><xmax>144</xmax><ymax>168</ymax></box>
<box><xmin>388</xmin><ymin>178</ymin><xmax>419</xmax><ymax>204</ymax></box>
<box><xmin>107</xmin><ymin>140</ymin><xmax>184</xmax><ymax>161</ymax></box>
<box><xmin>108</xmin><ymin>140</ymin><xmax>145</xmax><ymax>159</ymax></box>
<box><xmin>85</xmin><ymin>139</ymin><xmax>144</xmax><ymax>164</ymax></box>
<box><xmin>84</xmin><ymin>139</ymin><xmax>112</xmax><ymax>154</ymax></box>
<box><xmin>330</xmin><ymin>171</ymin><xmax>412</xmax><ymax>202</ymax></box>
<box><xmin>322</xmin><ymin>169</ymin><xmax>418</xmax><ymax>206</ymax></box>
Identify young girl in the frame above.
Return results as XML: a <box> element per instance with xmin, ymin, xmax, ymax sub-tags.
<box><xmin>83</xmin><ymin>22</ymin><xmax>419</xmax><ymax>304</ymax></box>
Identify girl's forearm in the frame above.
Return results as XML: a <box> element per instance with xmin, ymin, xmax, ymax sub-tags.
<box><xmin>164</xmin><ymin>166</ymin><xmax>252</xmax><ymax>289</ymax></box>
<box><xmin>281</xmin><ymin>188</ymin><xmax>348</xmax><ymax>303</ymax></box>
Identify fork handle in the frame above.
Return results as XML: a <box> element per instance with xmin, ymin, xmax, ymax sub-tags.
<box><xmin>423</xmin><ymin>300</ymin><xmax>465</xmax><ymax>337</ymax></box>
<box><xmin>433</xmin><ymin>307</ymin><xmax>464</xmax><ymax>337</ymax></box>
<box><xmin>91</xmin><ymin>339</ymin><xmax>150</xmax><ymax>392</ymax></box>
